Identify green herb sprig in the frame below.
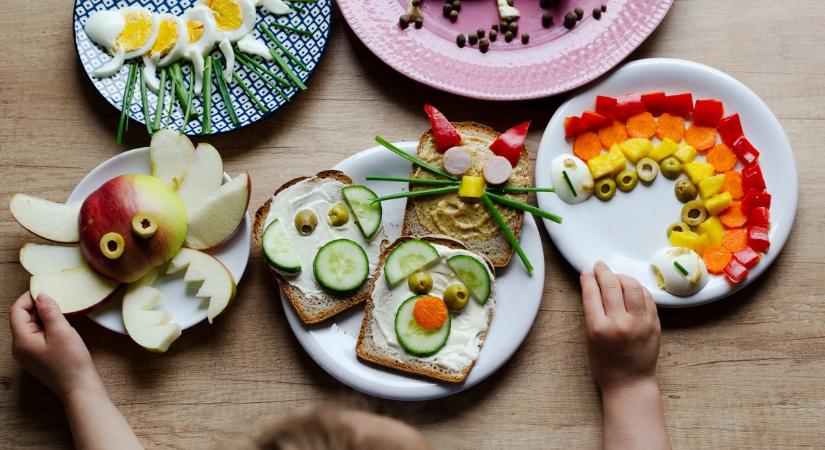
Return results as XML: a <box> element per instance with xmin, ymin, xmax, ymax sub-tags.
<box><xmin>374</xmin><ymin>136</ymin><xmax>458</xmax><ymax>180</ymax></box>
<box><xmin>212</xmin><ymin>56</ymin><xmax>240</xmax><ymax>126</ymax></box>
<box><xmin>562</xmin><ymin>170</ymin><xmax>577</xmax><ymax>197</ymax></box>
<box><xmin>486</xmin><ymin>191</ymin><xmax>563</xmax><ymax>224</ymax></box>
<box><xmin>259</xmin><ymin>23</ymin><xmax>310</xmax><ymax>72</ymax></box>
<box><xmin>139</xmin><ymin>65</ymin><xmax>152</xmax><ymax>135</ymax></box>
<box><xmin>374</xmin><ymin>186</ymin><xmax>459</xmax><ymax>203</ymax></box>
<box><xmin>481</xmin><ymin>194</ymin><xmax>533</xmax><ymax>273</ymax></box>
<box><xmin>365</xmin><ymin>176</ymin><xmax>458</xmax><ymax>186</ymax></box>
<box><xmin>152</xmin><ymin>68</ymin><xmax>167</xmax><ymax>131</ymax></box>
<box><xmin>674</xmin><ymin>261</ymin><xmax>689</xmax><ymax>276</ymax></box>
<box><xmin>202</xmin><ymin>57</ymin><xmax>213</xmax><ymax>134</ymax></box>
<box><xmin>116</xmin><ymin>64</ymin><xmax>139</xmax><ymax>145</ymax></box>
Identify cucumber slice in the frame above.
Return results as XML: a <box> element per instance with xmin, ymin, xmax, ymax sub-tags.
<box><xmin>342</xmin><ymin>185</ymin><xmax>382</xmax><ymax>239</ymax></box>
<box><xmin>262</xmin><ymin>219</ymin><xmax>301</xmax><ymax>274</ymax></box>
<box><xmin>313</xmin><ymin>239</ymin><xmax>369</xmax><ymax>293</ymax></box>
<box><xmin>395</xmin><ymin>296</ymin><xmax>450</xmax><ymax>357</ymax></box>
<box><xmin>447</xmin><ymin>255</ymin><xmax>491</xmax><ymax>305</ymax></box>
<box><xmin>384</xmin><ymin>239</ymin><xmax>440</xmax><ymax>285</ymax></box>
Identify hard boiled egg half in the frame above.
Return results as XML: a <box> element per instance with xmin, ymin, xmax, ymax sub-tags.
<box><xmin>550</xmin><ymin>154</ymin><xmax>593</xmax><ymax>204</ymax></box>
<box><xmin>142</xmin><ymin>14</ymin><xmax>187</xmax><ymax>92</ymax></box>
<box><xmin>85</xmin><ymin>7</ymin><xmax>159</xmax><ymax>77</ymax></box>
<box><xmin>651</xmin><ymin>247</ymin><xmax>709</xmax><ymax>297</ymax></box>
<box><xmin>198</xmin><ymin>0</ymin><xmax>263</xmax><ymax>81</ymax></box>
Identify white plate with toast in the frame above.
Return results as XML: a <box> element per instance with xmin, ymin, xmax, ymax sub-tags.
<box><xmin>278</xmin><ymin>142</ymin><xmax>545</xmax><ymax>400</ymax></box>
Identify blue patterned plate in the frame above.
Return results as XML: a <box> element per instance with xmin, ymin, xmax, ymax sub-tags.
<box><xmin>74</xmin><ymin>0</ymin><xmax>332</xmax><ymax>137</ymax></box>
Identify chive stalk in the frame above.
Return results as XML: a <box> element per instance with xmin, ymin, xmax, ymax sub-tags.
<box><xmin>182</xmin><ymin>68</ymin><xmax>195</xmax><ymax>131</ymax></box>
<box><xmin>485</xmin><ymin>192</ymin><xmax>563</xmax><ymax>224</ymax></box>
<box><xmin>234</xmin><ymin>55</ymin><xmax>289</xmax><ymax>101</ymax></box>
<box><xmin>269</xmin><ymin>47</ymin><xmax>306</xmax><ymax>90</ymax></box>
<box><xmin>235</xmin><ymin>52</ymin><xmax>290</xmax><ymax>87</ymax></box>
<box><xmin>374</xmin><ymin>135</ymin><xmax>458</xmax><ymax>181</ymax></box>
<box><xmin>374</xmin><ymin>186</ymin><xmax>459</xmax><ymax>203</ymax></box>
<box><xmin>116</xmin><ymin>63</ymin><xmax>139</xmax><ymax>145</ymax></box>
<box><xmin>232</xmin><ymin>72</ymin><xmax>267</xmax><ymax>112</ymax></box>
<box><xmin>269</xmin><ymin>22</ymin><xmax>313</xmax><ymax>37</ymax></box>
<box><xmin>212</xmin><ymin>56</ymin><xmax>240</xmax><ymax>126</ymax></box>
<box><xmin>202</xmin><ymin>57</ymin><xmax>213</xmax><ymax>134</ymax></box>
<box><xmin>488</xmin><ymin>186</ymin><xmax>556</xmax><ymax>194</ymax></box>
<box><xmin>259</xmin><ymin>23</ymin><xmax>310</xmax><ymax>72</ymax></box>
<box><xmin>170</xmin><ymin>63</ymin><xmax>188</xmax><ymax>107</ymax></box>
<box><xmin>153</xmin><ymin>68</ymin><xmax>167</xmax><ymax>130</ymax></box>
<box><xmin>480</xmin><ymin>194</ymin><xmax>533</xmax><ymax>273</ymax></box>
<box><xmin>139</xmin><ymin>66</ymin><xmax>152</xmax><ymax>135</ymax></box>
<box><xmin>674</xmin><ymin>261</ymin><xmax>689</xmax><ymax>276</ymax></box>
<box><xmin>562</xmin><ymin>170</ymin><xmax>577</xmax><ymax>197</ymax></box>
<box><xmin>365</xmin><ymin>176</ymin><xmax>458</xmax><ymax>186</ymax></box>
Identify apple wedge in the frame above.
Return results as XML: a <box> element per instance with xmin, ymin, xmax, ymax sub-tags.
<box><xmin>150</xmin><ymin>129</ymin><xmax>195</xmax><ymax>189</ymax></box>
<box><xmin>177</xmin><ymin>143</ymin><xmax>224</xmax><ymax>213</ymax></box>
<box><xmin>184</xmin><ymin>172</ymin><xmax>250</xmax><ymax>250</ymax></box>
<box><xmin>122</xmin><ymin>269</ymin><xmax>182</xmax><ymax>353</ymax></box>
<box><xmin>20</xmin><ymin>243</ymin><xmax>84</xmax><ymax>275</ymax></box>
<box><xmin>10</xmin><ymin>194</ymin><xmax>80</xmax><ymax>243</ymax></box>
<box><xmin>30</xmin><ymin>265</ymin><xmax>120</xmax><ymax>315</ymax></box>
<box><xmin>167</xmin><ymin>248</ymin><xmax>236</xmax><ymax>323</ymax></box>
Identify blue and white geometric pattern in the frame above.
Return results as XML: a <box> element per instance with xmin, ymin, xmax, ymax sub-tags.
<box><xmin>74</xmin><ymin>0</ymin><xmax>332</xmax><ymax>136</ymax></box>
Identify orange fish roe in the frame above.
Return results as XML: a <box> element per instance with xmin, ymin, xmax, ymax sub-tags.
<box><xmin>412</xmin><ymin>296</ymin><xmax>448</xmax><ymax>330</ymax></box>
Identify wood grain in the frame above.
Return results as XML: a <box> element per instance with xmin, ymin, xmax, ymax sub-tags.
<box><xmin>2</xmin><ymin>0</ymin><xmax>825</xmax><ymax>448</ymax></box>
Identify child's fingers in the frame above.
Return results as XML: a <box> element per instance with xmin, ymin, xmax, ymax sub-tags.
<box><xmin>594</xmin><ymin>261</ymin><xmax>625</xmax><ymax>315</ymax></box>
<box><xmin>580</xmin><ymin>271</ymin><xmax>606</xmax><ymax>324</ymax></box>
<box><xmin>617</xmin><ymin>275</ymin><xmax>645</xmax><ymax>314</ymax></box>
<box><xmin>10</xmin><ymin>293</ymin><xmax>36</xmax><ymax>330</ymax></box>
<box><xmin>643</xmin><ymin>286</ymin><xmax>658</xmax><ymax>320</ymax></box>
<box><xmin>34</xmin><ymin>295</ymin><xmax>69</xmax><ymax>335</ymax></box>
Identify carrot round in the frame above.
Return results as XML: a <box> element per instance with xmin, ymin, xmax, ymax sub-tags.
<box><xmin>703</xmin><ymin>244</ymin><xmax>733</xmax><ymax>274</ymax></box>
<box><xmin>720</xmin><ymin>228</ymin><xmax>748</xmax><ymax>252</ymax></box>
<box><xmin>684</xmin><ymin>124</ymin><xmax>718</xmax><ymax>151</ymax></box>
<box><xmin>412</xmin><ymin>296</ymin><xmax>447</xmax><ymax>330</ymax></box>
<box><xmin>625</xmin><ymin>112</ymin><xmax>657</xmax><ymax>139</ymax></box>
<box><xmin>722</xmin><ymin>170</ymin><xmax>744</xmax><ymax>200</ymax></box>
<box><xmin>707</xmin><ymin>143</ymin><xmax>737</xmax><ymax>173</ymax></box>
<box><xmin>573</xmin><ymin>132</ymin><xmax>603</xmax><ymax>161</ymax></box>
<box><xmin>719</xmin><ymin>201</ymin><xmax>747</xmax><ymax>228</ymax></box>
<box><xmin>656</xmin><ymin>113</ymin><xmax>686</xmax><ymax>142</ymax></box>
<box><xmin>598</xmin><ymin>121</ymin><xmax>628</xmax><ymax>149</ymax></box>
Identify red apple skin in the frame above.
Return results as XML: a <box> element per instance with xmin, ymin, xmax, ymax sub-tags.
<box><xmin>79</xmin><ymin>174</ymin><xmax>187</xmax><ymax>283</ymax></box>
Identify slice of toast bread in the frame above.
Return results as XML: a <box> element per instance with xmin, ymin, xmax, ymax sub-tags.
<box><xmin>253</xmin><ymin>170</ymin><xmax>388</xmax><ymax>324</ymax></box>
<box><xmin>355</xmin><ymin>235</ymin><xmax>496</xmax><ymax>383</ymax></box>
<box><xmin>401</xmin><ymin>122</ymin><xmax>532</xmax><ymax>270</ymax></box>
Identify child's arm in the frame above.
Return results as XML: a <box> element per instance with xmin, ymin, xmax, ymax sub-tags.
<box><xmin>580</xmin><ymin>262</ymin><xmax>671</xmax><ymax>450</ymax></box>
<box><xmin>10</xmin><ymin>292</ymin><xmax>143</xmax><ymax>450</ymax></box>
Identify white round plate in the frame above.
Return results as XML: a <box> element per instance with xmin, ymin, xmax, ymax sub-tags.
<box><xmin>68</xmin><ymin>147</ymin><xmax>252</xmax><ymax>333</ymax></box>
<box><xmin>536</xmin><ymin>58</ymin><xmax>798</xmax><ymax>308</ymax></box>
<box><xmin>281</xmin><ymin>143</ymin><xmax>545</xmax><ymax>400</ymax></box>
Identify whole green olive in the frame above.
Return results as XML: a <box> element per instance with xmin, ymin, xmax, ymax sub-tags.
<box><xmin>681</xmin><ymin>200</ymin><xmax>708</xmax><ymax>226</ymax></box>
<box><xmin>594</xmin><ymin>178</ymin><xmax>616</xmax><ymax>201</ymax></box>
<box><xmin>660</xmin><ymin>156</ymin><xmax>682</xmax><ymax>180</ymax></box>
<box><xmin>443</xmin><ymin>284</ymin><xmax>469</xmax><ymax>310</ymax></box>
<box><xmin>636</xmin><ymin>157</ymin><xmax>659</xmax><ymax>183</ymax></box>
<box><xmin>674</xmin><ymin>179</ymin><xmax>698</xmax><ymax>203</ymax></box>
<box><xmin>328</xmin><ymin>203</ymin><xmax>350</xmax><ymax>227</ymax></box>
<box><xmin>615</xmin><ymin>169</ymin><xmax>639</xmax><ymax>192</ymax></box>
<box><xmin>408</xmin><ymin>271</ymin><xmax>433</xmax><ymax>295</ymax></box>
<box><xmin>294</xmin><ymin>209</ymin><xmax>318</xmax><ymax>235</ymax></box>
<box><xmin>667</xmin><ymin>221</ymin><xmax>690</xmax><ymax>237</ymax></box>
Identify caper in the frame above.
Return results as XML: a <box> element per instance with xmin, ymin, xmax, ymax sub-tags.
<box><xmin>408</xmin><ymin>271</ymin><xmax>433</xmax><ymax>295</ymax></box>
<box><xmin>294</xmin><ymin>209</ymin><xmax>318</xmax><ymax>235</ymax></box>
<box><xmin>681</xmin><ymin>200</ymin><xmax>708</xmax><ymax>226</ymax></box>
<box><xmin>636</xmin><ymin>157</ymin><xmax>659</xmax><ymax>183</ymax></box>
<box><xmin>674</xmin><ymin>179</ymin><xmax>698</xmax><ymax>203</ymax></box>
<box><xmin>328</xmin><ymin>203</ymin><xmax>349</xmax><ymax>227</ymax></box>
<box><xmin>594</xmin><ymin>178</ymin><xmax>616</xmax><ymax>201</ymax></box>
<box><xmin>615</xmin><ymin>169</ymin><xmax>638</xmax><ymax>192</ymax></box>
<box><xmin>443</xmin><ymin>284</ymin><xmax>469</xmax><ymax>311</ymax></box>
<box><xmin>666</xmin><ymin>221</ymin><xmax>690</xmax><ymax>237</ymax></box>
<box><xmin>660</xmin><ymin>156</ymin><xmax>682</xmax><ymax>180</ymax></box>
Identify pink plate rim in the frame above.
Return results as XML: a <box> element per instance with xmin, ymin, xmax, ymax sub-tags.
<box><xmin>338</xmin><ymin>0</ymin><xmax>674</xmax><ymax>101</ymax></box>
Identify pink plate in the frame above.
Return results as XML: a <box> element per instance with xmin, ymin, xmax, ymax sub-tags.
<box><xmin>338</xmin><ymin>0</ymin><xmax>673</xmax><ymax>100</ymax></box>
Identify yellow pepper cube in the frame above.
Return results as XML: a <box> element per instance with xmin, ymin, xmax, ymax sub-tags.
<box><xmin>458</xmin><ymin>176</ymin><xmax>485</xmax><ymax>198</ymax></box>
<box><xmin>693</xmin><ymin>233</ymin><xmax>710</xmax><ymax>255</ymax></box>
<box><xmin>607</xmin><ymin>144</ymin><xmax>627</xmax><ymax>175</ymax></box>
<box><xmin>673</xmin><ymin>143</ymin><xmax>697</xmax><ymax>163</ymax></box>
<box><xmin>683</xmin><ymin>162</ymin><xmax>715</xmax><ymax>184</ymax></box>
<box><xmin>587</xmin><ymin>154</ymin><xmax>614</xmax><ymax>180</ymax></box>
<box><xmin>669</xmin><ymin>230</ymin><xmax>699</xmax><ymax>250</ymax></box>
<box><xmin>649</xmin><ymin>138</ymin><xmax>679</xmax><ymax>162</ymax></box>
<box><xmin>705</xmin><ymin>192</ymin><xmax>733</xmax><ymax>216</ymax></box>
<box><xmin>699</xmin><ymin>174</ymin><xmax>726</xmax><ymax>199</ymax></box>
<box><xmin>619</xmin><ymin>138</ymin><xmax>654</xmax><ymax>164</ymax></box>
<box><xmin>696</xmin><ymin>217</ymin><xmax>725</xmax><ymax>245</ymax></box>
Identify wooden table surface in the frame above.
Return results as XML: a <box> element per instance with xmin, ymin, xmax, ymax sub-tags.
<box><xmin>2</xmin><ymin>0</ymin><xmax>824</xmax><ymax>448</ymax></box>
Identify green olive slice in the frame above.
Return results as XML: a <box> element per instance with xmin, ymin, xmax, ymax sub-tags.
<box><xmin>660</xmin><ymin>156</ymin><xmax>682</xmax><ymax>180</ymax></box>
<box><xmin>681</xmin><ymin>200</ymin><xmax>708</xmax><ymax>226</ymax></box>
<box><xmin>667</xmin><ymin>221</ymin><xmax>691</xmax><ymax>237</ymax></box>
<box><xmin>674</xmin><ymin>179</ymin><xmax>698</xmax><ymax>203</ymax></box>
<box><xmin>594</xmin><ymin>178</ymin><xmax>616</xmax><ymax>201</ymax></box>
<box><xmin>615</xmin><ymin>169</ymin><xmax>639</xmax><ymax>192</ymax></box>
<box><xmin>636</xmin><ymin>157</ymin><xmax>659</xmax><ymax>183</ymax></box>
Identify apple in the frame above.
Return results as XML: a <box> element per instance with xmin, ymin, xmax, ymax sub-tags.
<box><xmin>149</xmin><ymin>129</ymin><xmax>195</xmax><ymax>188</ymax></box>
<box><xmin>10</xmin><ymin>194</ymin><xmax>80</xmax><ymax>243</ymax></box>
<box><xmin>30</xmin><ymin>265</ymin><xmax>120</xmax><ymax>315</ymax></box>
<box><xmin>167</xmin><ymin>248</ymin><xmax>236</xmax><ymax>323</ymax></box>
<box><xmin>176</xmin><ymin>143</ymin><xmax>224</xmax><ymax>213</ymax></box>
<box><xmin>122</xmin><ymin>269</ymin><xmax>182</xmax><ymax>352</ymax></box>
<box><xmin>79</xmin><ymin>174</ymin><xmax>188</xmax><ymax>284</ymax></box>
<box><xmin>184</xmin><ymin>172</ymin><xmax>250</xmax><ymax>250</ymax></box>
<box><xmin>20</xmin><ymin>243</ymin><xmax>84</xmax><ymax>275</ymax></box>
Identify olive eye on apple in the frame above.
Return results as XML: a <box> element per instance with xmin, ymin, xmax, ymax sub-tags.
<box><xmin>100</xmin><ymin>232</ymin><xmax>125</xmax><ymax>260</ymax></box>
<box><xmin>131</xmin><ymin>212</ymin><xmax>159</xmax><ymax>238</ymax></box>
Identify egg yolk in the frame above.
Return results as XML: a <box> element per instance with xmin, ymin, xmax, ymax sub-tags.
<box><xmin>150</xmin><ymin>19</ymin><xmax>178</xmax><ymax>57</ymax></box>
<box><xmin>207</xmin><ymin>0</ymin><xmax>243</xmax><ymax>32</ymax></box>
<box><xmin>116</xmin><ymin>11</ymin><xmax>153</xmax><ymax>52</ymax></box>
<box><xmin>186</xmin><ymin>20</ymin><xmax>205</xmax><ymax>43</ymax></box>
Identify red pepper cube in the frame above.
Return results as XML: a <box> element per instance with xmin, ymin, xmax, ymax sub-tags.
<box><xmin>581</xmin><ymin>111</ymin><xmax>608</xmax><ymax>131</ymax></box>
<box><xmin>742</xmin><ymin>189</ymin><xmax>771</xmax><ymax>213</ymax></box>
<box><xmin>732</xmin><ymin>136</ymin><xmax>760</xmax><ymax>166</ymax></box>
<box><xmin>748</xmin><ymin>206</ymin><xmax>770</xmax><ymax>228</ymax></box>
<box><xmin>423</xmin><ymin>104</ymin><xmax>462</xmax><ymax>152</ymax></box>
<box><xmin>641</xmin><ymin>91</ymin><xmax>667</xmax><ymax>116</ymax></box>
<box><xmin>718</xmin><ymin>113</ymin><xmax>744</xmax><ymax>147</ymax></box>
<box><xmin>663</xmin><ymin>93</ymin><xmax>694</xmax><ymax>117</ymax></box>
<box><xmin>693</xmin><ymin>99</ymin><xmax>724</xmax><ymax>127</ymax></box>
<box><xmin>616</xmin><ymin>93</ymin><xmax>646</xmax><ymax>120</ymax></box>
<box><xmin>564</xmin><ymin>116</ymin><xmax>587</xmax><ymax>138</ymax></box>
<box><xmin>742</xmin><ymin>164</ymin><xmax>766</xmax><ymax>191</ymax></box>
<box><xmin>490</xmin><ymin>120</ymin><xmax>531</xmax><ymax>168</ymax></box>
<box><xmin>733</xmin><ymin>247</ymin><xmax>761</xmax><ymax>269</ymax></box>
<box><xmin>747</xmin><ymin>226</ymin><xmax>771</xmax><ymax>253</ymax></box>
<box><xmin>595</xmin><ymin>96</ymin><xmax>618</xmax><ymax>120</ymax></box>
<box><xmin>724</xmin><ymin>258</ymin><xmax>749</xmax><ymax>283</ymax></box>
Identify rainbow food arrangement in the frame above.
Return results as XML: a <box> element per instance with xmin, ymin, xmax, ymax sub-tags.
<box><xmin>559</xmin><ymin>92</ymin><xmax>772</xmax><ymax>296</ymax></box>
<box><xmin>10</xmin><ymin>131</ymin><xmax>251</xmax><ymax>351</ymax></box>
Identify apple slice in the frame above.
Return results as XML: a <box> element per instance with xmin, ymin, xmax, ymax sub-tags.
<box><xmin>10</xmin><ymin>194</ymin><xmax>80</xmax><ymax>243</ymax></box>
<box><xmin>167</xmin><ymin>248</ymin><xmax>236</xmax><ymax>323</ymax></box>
<box><xmin>30</xmin><ymin>265</ymin><xmax>119</xmax><ymax>315</ymax></box>
<box><xmin>177</xmin><ymin>143</ymin><xmax>224</xmax><ymax>213</ymax></box>
<box><xmin>20</xmin><ymin>243</ymin><xmax>84</xmax><ymax>275</ymax></box>
<box><xmin>150</xmin><ymin>129</ymin><xmax>196</xmax><ymax>189</ymax></box>
<box><xmin>184</xmin><ymin>172</ymin><xmax>250</xmax><ymax>250</ymax></box>
<box><xmin>122</xmin><ymin>269</ymin><xmax>182</xmax><ymax>353</ymax></box>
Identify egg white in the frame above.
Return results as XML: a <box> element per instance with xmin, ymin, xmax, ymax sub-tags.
<box><xmin>86</xmin><ymin>7</ymin><xmax>159</xmax><ymax>78</ymax></box>
<box><xmin>651</xmin><ymin>247</ymin><xmax>709</xmax><ymax>297</ymax></box>
<box><xmin>550</xmin><ymin>153</ymin><xmax>594</xmax><ymax>204</ymax></box>
<box><xmin>142</xmin><ymin>14</ymin><xmax>188</xmax><ymax>92</ymax></box>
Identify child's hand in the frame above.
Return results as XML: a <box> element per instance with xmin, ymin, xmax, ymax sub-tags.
<box><xmin>9</xmin><ymin>292</ymin><xmax>103</xmax><ymax>400</ymax></box>
<box><xmin>580</xmin><ymin>261</ymin><xmax>661</xmax><ymax>391</ymax></box>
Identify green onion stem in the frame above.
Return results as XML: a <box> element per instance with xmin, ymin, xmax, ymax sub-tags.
<box><xmin>365</xmin><ymin>176</ymin><xmax>459</xmax><ymax>186</ymax></box>
<box><xmin>374</xmin><ymin>136</ymin><xmax>458</xmax><ymax>181</ymax></box>
<box><xmin>182</xmin><ymin>68</ymin><xmax>195</xmax><ymax>131</ymax></box>
<box><xmin>562</xmin><ymin>170</ymin><xmax>577</xmax><ymax>197</ymax></box>
<box><xmin>212</xmin><ymin>56</ymin><xmax>240</xmax><ymax>126</ymax></box>
<box><xmin>153</xmin><ymin>68</ymin><xmax>167</xmax><ymax>130</ymax></box>
<box><xmin>235</xmin><ymin>55</ymin><xmax>288</xmax><ymax>101</ymax></box>
<box><xmin>232</xmin><ymin>72</ymin><xmax>267</xmax><ymax>112</ymax></box>
<box><xmin>485</xmin><ymin>192</ymin><xmax>563</xmax><ymax>224</ymax></box>
<box><xmin>374</xmin><ymin>186</ymin><xmax>458</xmax><ymax>203</ymax></box>
<box><xmin>269</xmin><ymin>47</ymin><xmax>306</xmax><ymax>90</ymax></box>
<box><xmin>139</xmin><ymin>65</ymin><xmax>152</xmax><ymax>135</ymax></box>
<box><xmin>169</xmin><ymin>63</ymin><xmax>188</xmax><ymax>107</ymax></box>
<box><xmin>487</xmin><ymin>186</ymin><xmax>556</xmax><ymax>194</ymax></box>
<box><xmin>283</xmin><ymin>1</ymin><xmax>305</xmax><ymax>13</ymax></box>
<box><xmin>202</xmin><ymin>57</ymin><xmax>213</xmax><ymax>134</ymax></box>
<box><xmin>269</xmin><ymin>22</ymin><xmax>313</xmax><ymax>37</ymax></box>
<box><xmin>235</xmin><ymin>52</ymin><xmax>290</xmax><ymax>87</ymax></box>
<box><xmin>116</xmin><ymin>63</ymin><xmax>139</xmax><ymax>145</ymax></box>
<box><xmin>258</xmin><ymin>23</ymin><xmax>310</xmax><ymax>72</ymax></box>
<box><xmin>480</xmin><ymin>194</ymin><xmax>533</xmax><ymax>273</ymax></box>
<box><xmin>674</xmin><ymin>261</ymin><xmax>689</xmax><ymax>276</ymax></box>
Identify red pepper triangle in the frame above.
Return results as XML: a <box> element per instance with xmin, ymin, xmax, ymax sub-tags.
<box><xmin>423</xmin><ymin>104</ymin><xmax>462</xmax><ymax>152</ymax></box>
<box><xmin>490</xmin><ymin>120</ymin><xmax>531</xmax><ymax>167</ymax></box>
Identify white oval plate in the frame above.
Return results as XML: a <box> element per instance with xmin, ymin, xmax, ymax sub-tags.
<box><xmin>68</xmin><ymin>147</ymin><xmax>252</xmax><ymax>333</ymax></box>
<box><xmin>535</xmin><ymin>58</ymin><xmax>798</xmax><ymax>308</ymax></box>
<box><xmin>281</xmin><ymin>143</ymin><xmax>545</xmax><ymax>400</ymax></box>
